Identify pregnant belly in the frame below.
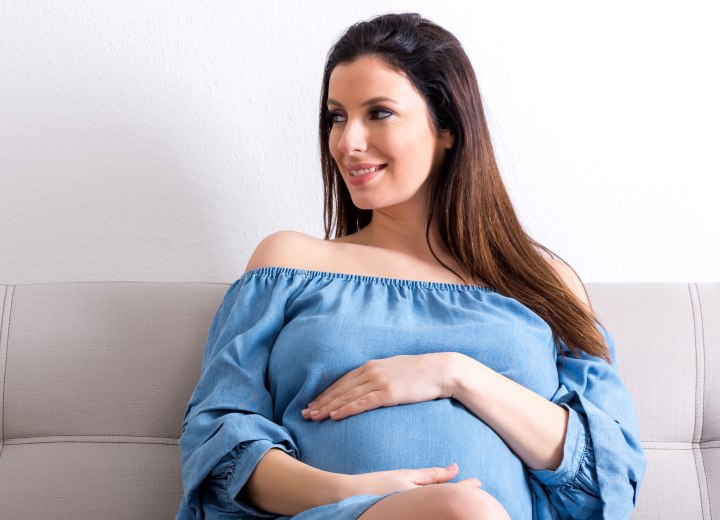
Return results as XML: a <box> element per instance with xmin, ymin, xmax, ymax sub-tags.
<box><xmin>283</xmin><ymin>397</ymin><xmax>532</xmax><ymax>516</ymax></box>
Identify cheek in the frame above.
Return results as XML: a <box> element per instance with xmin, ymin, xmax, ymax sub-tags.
<box><xmin>328</xmin><ymin>132</ymin><xmax>340</xmax><ymax>159</ymax></box>
<box><xmin>378</xmin><ymin>132</ymin><xmax>408</xmax><ymax>162</ymax></box>
<box><xmin>389</xmin><ymin>136</ymin><xmax>427</xmax><ymax>169</ymax></box>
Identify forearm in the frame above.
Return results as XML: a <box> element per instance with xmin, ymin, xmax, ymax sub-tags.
<box><xmin>239</xmin><ymin>447</ymin><xmax>349</xmax><ymax>516</ymax></box>
<box><xmin>449</xmin><ymin>353</ymin><xmax>569</xmax><ymax>471</ymax></box>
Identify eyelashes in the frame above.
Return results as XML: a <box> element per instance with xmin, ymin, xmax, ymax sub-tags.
<box><xmin>326</xmin><ymin>109</ymin><xmax>393</xmax><ymax>124</ymax></box>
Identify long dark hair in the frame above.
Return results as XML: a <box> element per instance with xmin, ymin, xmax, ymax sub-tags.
<box><xmin>318</xmin><ymin>12</ymin><xmax>610</xmax><ymax>363</ymax></box>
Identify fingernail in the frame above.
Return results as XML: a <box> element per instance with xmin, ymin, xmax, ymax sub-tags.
<box><xmin>301</xmin><ymin>408</ymin><xmax>310</xmax><ymax>414</ymax></box>
<box><xmin>446</xmin><ymin>463</ymin><xmax>458</xmax><ymax>470</ymax></box>
<box><xmin>310</xmin><ymin>410</ymin><xmax>319</xmax><ymax>415</ymax></box>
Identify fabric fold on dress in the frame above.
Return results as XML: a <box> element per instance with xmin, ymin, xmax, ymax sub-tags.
<box><xmin>177</xmin><ymin>274</ymin><xmax>306</xmax><ymax>519</ymax></box>
<box><xmin>527</xmin><ymin>325</ymin><xmax>647</xmax><ymax>519</ymax></box>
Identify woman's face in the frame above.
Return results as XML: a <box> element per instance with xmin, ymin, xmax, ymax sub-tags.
<box><xmin>327</xmin><ymin>55</ymin><xmax>453</xmax><ymax>211</ymax></box>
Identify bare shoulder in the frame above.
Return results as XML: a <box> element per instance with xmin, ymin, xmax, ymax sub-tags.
<box><xmin>545</xmin><ymin>256</ymin><xmax>592</xmax><ymax>309</ymax></box>
<box><xmin>244</xmin><ymin>230</ymin><xmax>325</xmax><ymax>273</ymax></box>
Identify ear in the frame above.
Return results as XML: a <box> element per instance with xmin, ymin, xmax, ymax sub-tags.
<box><xmin>440</xmin><ymin>128</ymin><xmax>454</xmax><ymax>150</ymax></box>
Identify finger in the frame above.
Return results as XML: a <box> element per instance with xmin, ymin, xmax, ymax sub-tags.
<box><xmin>322</xmin><ymin>380</ymin><xmax>380</xmax><ymax>417</ymax></box>
<box><xmin>327</xmin><ymin>389</ymin><xmax>385</xmax><ymax>420</ymax></box>
<box><xmin>307</xmin><ymin>369</ymin><xmax>368</xmax><ymax>410</ymax></box>
<box><xmin>414</xmin><ymin>464</ymin><xmax>459</xmax><ymax>485</ymax></box>
<box><xmin>306</xmin><ymin>379</ymin><xmax>377</xmax><ymax>420</ymax></box>
<box><xmin>457</xmin><ymin>478</ymin><xmax>482</xmax><ymax>487</ymax></box>
<box><xmin>307</xmin><ymin>383</ymin><xmax>379</xmax><ymax>421</ymax></box>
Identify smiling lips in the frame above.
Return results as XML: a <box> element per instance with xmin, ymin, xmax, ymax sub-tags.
<box><xmin>345</xmin><ymin>163</ymin><xmax>387</xmax><ymax>185</ymax></box>
<box><xmin>349</xmin><ymin>164</ymin><xmax>387</xmax><ymax>177</ymax></box>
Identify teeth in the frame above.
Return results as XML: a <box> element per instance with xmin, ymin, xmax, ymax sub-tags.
<box><xmin>350</xmin><ymin>165</ymin><xmax>384</xmax><ymax>177</ymax></box>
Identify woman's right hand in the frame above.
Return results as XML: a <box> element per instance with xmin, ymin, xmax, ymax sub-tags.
<box><xmin>341</xmin><ymin>463</ymin><xmax>481</xmax><ymax>498</ymax></box>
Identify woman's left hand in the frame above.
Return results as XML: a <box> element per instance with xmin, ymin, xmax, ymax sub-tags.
<box><xmin>302</xmin><ymin>353</ymin><xmax>457</xmax><ymax>421</ymax></box>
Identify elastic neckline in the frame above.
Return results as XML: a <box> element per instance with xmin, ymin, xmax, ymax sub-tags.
<box><xmin>241</xmin><ymin>266</ymin><xmax>497</xmax><ymax>293</ymax></box>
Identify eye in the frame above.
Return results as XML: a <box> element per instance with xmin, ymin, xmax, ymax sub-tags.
<box><xmin>370</xmin><ymin>109</ymin><xmax>392</xmax><ymax>120</ymax></box>
<box><xmin>326</xmin><ymin>108</ymin><xmax>393</xmax><ymax>125</ymax></box>
<box><xmin>327</xmin><ymin>111</ymin><xmax>346</xmax><ymax>124</ymax></box>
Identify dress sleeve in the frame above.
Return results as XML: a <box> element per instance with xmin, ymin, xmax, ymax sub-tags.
<box><xmin>175</xmin><ymin>271</ymin><xmax>303</xmax><ymax>519</ymax></box>
<box><xmin>526</xmin><ymin>324</ymin><xmax>647</xmax><ymax>520</ymax></box>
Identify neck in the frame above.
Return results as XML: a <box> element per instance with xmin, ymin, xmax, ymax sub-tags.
<box><xmin>357</xmin><ymin>211</ymin><xmax>449</xmax><ymax>262</ymax></box>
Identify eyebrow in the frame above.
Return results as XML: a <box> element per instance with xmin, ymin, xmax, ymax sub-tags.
<box><xmin>326</xmin><ymin>96</ymin><xmax>399</xmax><ymax>108</ymax></box>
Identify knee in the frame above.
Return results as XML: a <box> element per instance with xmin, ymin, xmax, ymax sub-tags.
<box><xmin>438</xmin><ymin>485</ymin><xmax>511</xmax><ymax>520</ymax></box>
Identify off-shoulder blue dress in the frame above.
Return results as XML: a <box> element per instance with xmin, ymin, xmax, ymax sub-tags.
<box><xmin>176</xmin><ymin>267</ymin><xmax>646</xmax><ymax>520</ymax></box>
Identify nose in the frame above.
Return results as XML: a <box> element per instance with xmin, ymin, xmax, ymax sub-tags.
<box><xmin>335</xmin><ymin>117</ymin><xmax>368</xmax><ymax>156</ymax></box>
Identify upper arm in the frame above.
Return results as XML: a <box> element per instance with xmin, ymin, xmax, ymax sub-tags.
<box><xmin>244</xmin><ymin>230</ymin><xmax>314</xmax><ymax>273</ymax></box>
<box><xmin>546</xmin><ymin>257</ymin><xmax>592</xmax><ymax>309</ymax></box>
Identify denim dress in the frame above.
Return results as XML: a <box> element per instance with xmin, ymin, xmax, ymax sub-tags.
<box><xmin>176</xmin><ymin>267</ymin><xmax>646</xmax><ymax>519</ymax></box>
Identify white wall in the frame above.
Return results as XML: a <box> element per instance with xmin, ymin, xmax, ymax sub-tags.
<box><xmin>1</xmin><ymin>0</ymin><xmax>718</xmax><ymax>284</ymax></box>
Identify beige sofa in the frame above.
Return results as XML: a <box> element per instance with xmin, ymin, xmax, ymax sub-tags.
<box><xmin>0</xmin><ymin>281</ymin><xmax>717</xmax><ymax>519</ymax></box>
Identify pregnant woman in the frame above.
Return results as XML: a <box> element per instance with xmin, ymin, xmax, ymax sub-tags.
<box><xmin>176</xmin><ymin>12</ymin><xmax>646</xmax><ymax>519</ymax></box>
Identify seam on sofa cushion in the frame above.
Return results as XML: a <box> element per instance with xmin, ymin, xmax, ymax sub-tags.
<box><xmin>0</xmin><ymin>286</ymin><xmax>4</xmax><ymax>449</ymax></box>
<box><xmin>695</xmin><ymin>284</ymin><xmax>713</xmax><ymax>520</ymax></box>
<box><xmin>694</xmin><ymin>445</ymin><xmax>712</xmax><ymax>520</ymax></box>
<box><xmin>689</xmin><ymin>283</ymin><xmax>705</xmax><ymax>444</ymax></box>
<box><xmin>696</xmin><ymin>284</ymin><xmax>707</xmax><ymax>444</ymax></box>
<box><xmin>689</xmin><ymin>283</ymin><xmax>711</xmax><ymax>519</ymax></box>
<box><xmin>4</xmin><ymin>433</ymin><xmax>180</xmax><ymax>441</ymax></box>
<box><xmin>642</xmin><ymin>440</ymin><xmax>719</xmax><ymax>449</ymax></box>
<box><xmin>0</xmin><ymin>285</ymin><xmax>13</xmax><ymax>461</ymax></box>
<box><xmin>4</xmin><ymin>435</ymin><xmax>179</xmax><ymax>445</ymax></box>
<box><xmin>1</xmin><ymin>440</ymin><xmax>179</xmax><ymax>446</ymax></box>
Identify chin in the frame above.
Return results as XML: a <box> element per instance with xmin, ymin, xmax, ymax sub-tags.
<box><xmin>350</xmin><ymin>199</ymin><xmax>377</xmax><ymax>211</ymax></box>
<box><xmin>352</xmin><ymin>197</ymin><xmax>400</xmax><ymax>211</ymax></box>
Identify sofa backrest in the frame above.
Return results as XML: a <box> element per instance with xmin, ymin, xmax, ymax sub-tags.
<box><xmin>0</xmin><ymin>282</ymin><xmax>717</xmax><ymax>519</ymax></box>
<box><xmin>589</xmin><ymin>283</ymin><xmax>718</xmax><ymax>518</ymax></box>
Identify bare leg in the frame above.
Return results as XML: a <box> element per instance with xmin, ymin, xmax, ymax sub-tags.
<box><xmin>357</xmin><ymin>483</ymin><xmax>511</xmax><ymax>520</ymax></box>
